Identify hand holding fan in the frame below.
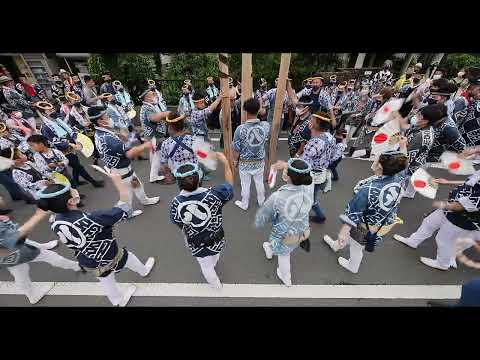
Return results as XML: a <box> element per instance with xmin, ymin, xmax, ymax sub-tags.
<box><xmin>440</xmin><ymin>151</ymin><xmax>476</xmax><ymax>175</ymax></box>
<box><xmin>267</xmin><ymin>166</ymin><xmax>278</xmax><ymax>189</ymax></box>
<box><xmin>371</xmin><ymin>117</ymin><xmax>401</xmax><ymax>156</ymax></box>
<box><xmin>192</xmin><ymin>137</ymin><xmax>217</xmax><ymax>171</ymax></box>
<box><xmin>371</xmin><ymin>98</ymin><xmax>405</xmax><ymax>126</ymax></box>
<box><xmin>411</xmin><ymin>168</ymin><xmax>438</xmax><ymax>199</ymax></box>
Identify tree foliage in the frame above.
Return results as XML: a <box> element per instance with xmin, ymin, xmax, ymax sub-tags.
<box><xmin>162</xmin><ymin>53</ymin><xmax>219</xmax><ymax>105</ymax></box>
<box><xmin>442</xmin><ymin>54</ymin><xmax>480</xmax><ymax>76</ymax></box>
<box><xmin>87</xmin><ymin>54</ymin><xmax>157</xmax><ymax>103</ymax></box>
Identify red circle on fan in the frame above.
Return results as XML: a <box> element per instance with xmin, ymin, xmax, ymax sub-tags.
<box><xmin>383</xmin><ymin>106</ymin><xmax>390</xmax><ymax>113</ymax></box>
<box><xmin>373</xmin><ymin>133</ymin><xmax>388</xmax><ymax>144</ymax></box>
<box><xmin>196</xmin><ymin>150</ymin><xmax>208</xmax><ymax>158</ymax></box>
<box><xmin>413</xmin><ymin>180</ymin><xmax>427</xmax><ymax>188</ymax></box>
<box><xmin>448</xmin><ymin>162</ymin><xmax>461</xmax><ymax>170</ymax></box>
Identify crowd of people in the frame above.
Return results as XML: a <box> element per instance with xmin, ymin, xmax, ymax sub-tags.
<box><xmin>1</xmin><ymin>59</ymin><xmax>480</xmax><ymax>306</ymax></box>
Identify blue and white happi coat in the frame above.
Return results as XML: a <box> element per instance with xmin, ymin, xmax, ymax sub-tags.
<box><xmin>159</xmin><ymin>134</ymin><xmax>197</xmax><ymax>172</ymax></box>
<box><xmin>206</xmin><ymin>85</ymin><xmax>219</xmax><ymax>104</ymax></box>
<box><xmin>255</xmin><ymin>183</ymin><xmax>314</xmax><ymax>256</ymax></box>
<box><xmin>406</xmin><ymin>125</ymin><xmax>435</xmax><ymax>176</ymax></box>
<box><xmin>41</xmin><ymin>116</ymin><xmax>76</xmax><ymax>152</ymax></box>
<box><xmin>190</xmin><ymin>107</ymin><xmax>211</xmax><ymax>138</ymax></box>
<box><xmin>139</xmin><ymin>102</ymin><xmax>167</xmax><ymax>143</ymax></box>
<box><xmin>232</xmin><ymin>119</ymin><xmax>270</xmax><ymax>172</ymax></box>
<box><xmin>52</xmin><ymin>202</ymin><xmax>130</xmax><ymax>276</ymax></box>
<box><xmin>452</xmin><ymin>99</ymin><xmax>480</xmax><ymax>147</ymax></box>
<box><xmin>170</xmin><ymin>183</ymin><xmax>234</xmax><ymax>257</ymax></box>
<box><xmin>300</xmin><ymin>132</ymin><xmax>336</xmax><ymax>172</ymax></box>
<box><xmin>288</xmin><ymin>115</ymin><xmax>311</xmax><ymax>155</ymax></box>
<box><xmin>426</xmin><ymin>116</ymin><xmax>466</xmax><ymax>163</ymax></box>
<box><xmin>0</xmin><ymin>218</ymin><xmax>40</xmax><ymax>267</ymax></box>
<box><xmin>94</xmin><ymin>127</ymin><xmax>131</xmax><ymax>170</ymax></box>
<box><xmin>178</xmin><ymin>94</ymin><xmax>195</xmax><ymax>119</ymax></box>
<box><xmin>342</xmin><ymin>171</ymin><xmax>406</xmax><ymax>242</ymax></box>
<box><xmin>445</xmin><ymin>172</ymin><xmax>480</xmax><ymax>231</ymax></box>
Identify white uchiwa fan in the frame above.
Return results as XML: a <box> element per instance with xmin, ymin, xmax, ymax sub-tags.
<box><xmin>371</xmin><ymin>98</ymin><xmax>405</xmax><ymax>126</ymax></box>
<box><xmin>371</xmin><ymin>117</ymin><xmax>401</xmax><ymax>156</ymax></box>
<box><xmin>411</xmin><ymin>167</ymin><xmax>438</xmax><ymax>199</ymax></box>
<box><xmin>440</xmin><ymin>151</ymin><xmax>476</xmax><ymax>176</ymax></box>
<box><xmin>192</xmin><ymin>137</ymin><xmax>217</xmax><ymax>171</ymax></box>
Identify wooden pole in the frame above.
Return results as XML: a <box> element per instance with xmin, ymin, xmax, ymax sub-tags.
<box><xmin>241</xmin><ymin>53</ymin><xmax>253</xmax><ymax>123</ymax></box>
<box><xmin>218</xmin><ymin>53</ymin><xmax>234</xmax><ymax>174</ymax></box>
<box><xmin>267</xmin><ymin>53</ymin><xmax>291</xmax><ymax>170</ymax></box>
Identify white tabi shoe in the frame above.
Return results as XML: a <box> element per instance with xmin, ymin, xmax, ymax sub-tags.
<box><xmin>393</xmin><ymin>234</ymin><xmax>417</xmax><ymax>249</ymax></box>
<box><xmin>27</xmin><ymin>283</ymin><xmax>55</xmax><ymax>305</ymax></box>
<box><xmin>27</xmin><ymin>240</ymin><xmax>58</xmax><ymax>250</ymax></box>
<box><xmin>450</xmin><ymin>258</ymin><xmax>458</xmax><ymax>269</ymax></box>
<box><xmin>142</xmin><ymin>196</ymin><xmax>160</xmax><ymax>206</ymax></box>
<box><xmin>209</xmin><ymin>279</ymin><xmax>223</xmax><ymax>290</ymax></box>
<box><xmin>276</xmin><ymin>268</ymin><xmax>292</xmax><ymax>287</ymax></box>
<box><xmin>117</xmin><ymin>285</ymin><xmax>137</xmax><ymax>307</ymax></box>
<box><xmin>338</xmin><ymin>257</ymin><xmax>358</xmax><ymax>274</ymax></box>
<box><xmin>234</xmin><ymin>200</ymin><xmax>248</xmax><ymax>211</ymax></box>
<box><xmin>262</xmin><ymin>242</ymin><xmax>273</xmax><ymax>260</ymax></box>
<box><xmin>420</xmin><ymin>257</ymin><xmax>449</xmax><ymax>271</ymax></box>
<box><xmin>141</xmin><ymin>257</ymin><xmax>155</xmax><ymax>277</ymax></box>
<box><xmin>323</xmin><ymin>235</ymin><xmax>340</xmax><ymax>252</ymax></box>
<box><xmin>129</xmin><ymin>210</ymin><xmax>143</xmax><ymax>218</ymax></box>
<box><xmin>149</xmin><ymin>176</ymin><xmax>166</xmax><ymax>183</ymax></box>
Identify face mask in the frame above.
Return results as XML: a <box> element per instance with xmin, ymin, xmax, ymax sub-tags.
<box><xmin>433</xmin><ymin>74</ymin><xmax>442</xmax><ymax>80</ymax></box>
<box><xmin>305</xmin><ymin>84</ymin><xmax>312</xmax><ymax>89</ymax></box>
<box><xmin>119</xmin><ymin>88</ymin><xmax>124</xmax><ymax>92</ymax></box>
<box><xmin>410</xmin><ymin>115</ymin><xmax>417</xmax><ymax>126</ymax></box>
<box><xmin>426</xmin><ymin>97</ymin><xmax>437</xmax><ymax>105</ymax></box>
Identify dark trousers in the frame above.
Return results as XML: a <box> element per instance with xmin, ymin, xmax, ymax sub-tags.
<box><xmin>66</xmin><ymin>153</ymin><xmax>96</xmax><ymax>186</ymax></box>
<box><xmin>0</xmin><ymin>169</ymin><xmax>32</xmax><ymax>201</ymax></box>
<box><xmin>328</xmin><ymin>158</ymin><xmax>342</xmax><ymax>181</ymax></box>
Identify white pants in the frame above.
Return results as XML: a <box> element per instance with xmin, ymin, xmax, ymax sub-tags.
<box><xmin>405</xmin><ymin>209</ymin><xmax>479</xmax><ymax>268</ymax></box>
<box><xmin>196</xmin><ymin>254</ymin><xmax>221</xmax><ymax>285</ymax></box>
<box><xmin>239</xmin><ymin>166</ymin><xmax>265</xmax><ymax>208</ymax></box>
<box><xmin>334</xmin><ymin>233</ymin><xmax>365</xmax><ymax>273</ymax></box>
<box><xmin>6</xmin><ymin>248</ymin><xmax>79</xmax><ymax>299</ymax></box>
<box><xmin>149</xmin><ymin>137</ymin><xmax>163</xmax><ymax>182</ymax></box>
<box><xmin>97</xmin><ymin>251</ymin><xmax>149</xmax><ymax>306</ymax></box>
<box><xmin>121</xmin><ymin>172</ymin><xmax>150</xmax><ymax>208</ymax></box>
<box><xmin>277</xmin><ymin>253</ymin><xmax>291</xmax><ymax>284</ymax></box>
<box><xmin>149</xmin><ymin>144</ymin><xmax>163</xmax><ymax>182</ymax></box>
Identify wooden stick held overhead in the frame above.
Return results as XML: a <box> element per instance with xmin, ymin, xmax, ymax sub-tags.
<box><xmin>267</xmin><ymin>53</ymin><xmax>291</xmax><ymax>170</ymax></box>
<box><xmin>241</xmin><ymin>53</ymin><xmax>253</xmax><ymax>123</ymax></box>
<box><xmin>218</xmin><ymin>53</ymin><xmax>234</xmax><ymax>177</ymax></box>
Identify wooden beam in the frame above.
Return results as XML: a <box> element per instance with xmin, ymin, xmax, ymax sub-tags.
<box><xmin>218</xmin><ymin>53</ymin><xmax>234</xmax><ymax>174</ymax></box>
<box><xmin>267</xmin><ymin>53</ymin><xmax>291</xmax><ymax>170</ymax></box>
<box><xmin>241</xmin><ymin>53</ymin><xmax>253</xmax><ymax>123</ymax></box>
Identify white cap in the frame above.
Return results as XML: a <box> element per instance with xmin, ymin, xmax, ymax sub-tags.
<box><xmin>415</xmin><ymin>63</ymin><xmax>422</xmax><ymax>68</ymax></box>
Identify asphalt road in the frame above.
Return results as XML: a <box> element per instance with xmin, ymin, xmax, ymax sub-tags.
<box><xmin>0</xmin><ymin>137</ymin><xmax>477</xmax><ymax>307</ymax></box>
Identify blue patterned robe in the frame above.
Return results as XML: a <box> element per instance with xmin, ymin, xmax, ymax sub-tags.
<box><xmin>170</xmin><ymin>183</ymin><xmax>234</xmax><ymax>257</ymax></box>
<box><xmin>232</xmin><ymin>119</ymin><xmax>270</xmax><ymax>172</ymax></box>
<box><xmin>255</xmin><ymin>183</ymin><xmax>314</xmax><ymax>256</ymax></box>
